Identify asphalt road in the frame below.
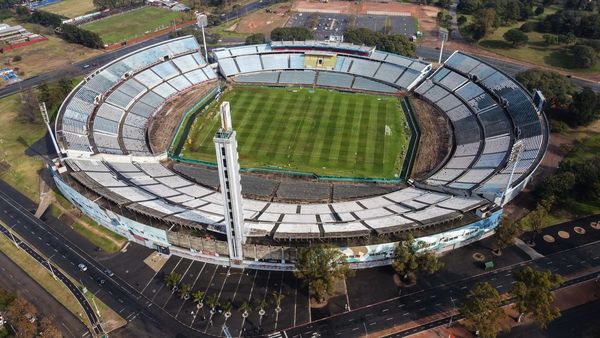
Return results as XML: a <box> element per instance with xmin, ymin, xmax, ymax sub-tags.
<box><xmin>0</xmin><ymin>250</ymin><xmax>89</xmax><ymax>338</ymax></box>
<box><xmin>384</xmin><ymin>270</ymin><xmax>600</xmax><ymax>338</ymax></box>
<box><xmin>0</xmin><ymin>181</ymin><xmax>208</xmax><ymax>338</ymax></box>
<box><xmin>0</xmin><ymin>222</ymin><xmax>102</xmax><ymax>335</ymax></box>
<box><xmin>282</xmin><ymin>240</ymin><xmax>600</xmax><ymax>338</ymax></box>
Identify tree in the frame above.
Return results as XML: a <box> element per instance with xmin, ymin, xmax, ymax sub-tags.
<box><xmin>164</xmin><ymin>272</ymin><xmax>181</xmax><ymax>291</ymax></box>
<box><xmin>523</xmin><ymin>204</ymin><xmax>548</xmax><ymax>243</ymax></box>
<box><xmin>294</xmin><ymin>245</ymin><xmax>353</xmax><ymax>303</ymax></box>
<box><xmin>503</xmin><ymin>28</ymin><xmax>529</xmax><ymax>47</ymax></box>
<box><xmin>457</xmin><ymin>15</ymin><xmax>467</xmax><ymax>26</ymax></box>
<box><xmin>221</xmin><ymin>300</ymin><xmax>232</xmax><ymax>318</ymax></box>
<box><xmin>510</xmin><ymin>266</ymin><xmax>562</xmax><ymax>328</ymax></box>
<box><xmin>520</xmin><ymin>22</ymin><xmax>533</xmax><ymax>32</ymax></box>
<box><xmin>461</xmin><ymin>282</ymin><xmax>507</xmax><ymax>338</ymax></box>
<box><xmin>572</xmin><ymin>45</ymin><xmax>598</xmax><ymax>68</ymax></box>
<box><xmin>270</xmin><ymin>27</ymin><xmax>314</xmax><ymax>41</ymax></box>
<box><xmin>239</xmin><ymin>300</ymin><xmax>252</xmax><ymax>318</ymax></box>
<box><xmin>255</xmin><ymin>298</ymin><xmax>268</xmax><ymax>326</ymax></box>
<box><xmin>206</xmin><ymin>294</ymin><xmax>220</xmax><ymax>313</ymax></box>
<box><xmin>39</xmin><ymin>315</ymin><xmax>62</xmax><ymax>338</ymax></box>
<box><xmin>179</xmin><ymin>283</ymin><xmax>191</xmax><ymax>300</ymax></box>
<box><xmin>61</xmin><ymin>24</ymin><xmax>104</xmax><ymax>48</ymax></box>
<box><xmin>37</xmin><ymin>81</ymin><xmax>51</xmax><ymax>108</ymax></box>
<box><xmin>570</xmin><ymin>87</ymin><xmax>600</xmax><ymax>126</ymax></box>
<box><xmin>245</xmin><ymin>33</ymin><xmax>265</xmax><ymax>45</ymax></box>
<box><xmin>391</xmin><ymin>234</ymin><xmax>444</xmax><ymax>284</ymax></box>
<box><xmin>6</xmin><ymin>297</ymin><xmax>38</xmax><ymax>338</ymax></box>
<box><xmin>492</xmin><ymin>219</ymin><xmax>521</xmax><ymax>253</ymax></box>
<box><xmin>343</xmin><ymin>27</ymin><xmax>416</xmax><ymax>56</ymax></box>
<box><xmin>272</xmin><ymin>291</ymin><xmax>284</xmax><ymax>313</ymax></box>
<box><xmin>192</xmin><ymin>290</ymin><xmax>205</xmax><ymax>305</ymax></box>
<box><xmin>516</xmin><ymin>69</ymin><xmax>575</xmax><ymax>107</ymax></box>
<box><xmin>534</xmin><ymin>7</ymin><xmax>544</xmax><ymax>15</ymax></box>
<box><xmin>18</xmin><ymin>88</ymin><xmax>39</xmax><ymax>124</ymax></box>
<box><xmin>57</xmin><ymin>78</ymin><xmax>73</xmax><ymax>98</ymax></box>
<box><xmin>457</xmin><ymin>0</ymin><xmax>482</xmax><ymax>14</ymax></box>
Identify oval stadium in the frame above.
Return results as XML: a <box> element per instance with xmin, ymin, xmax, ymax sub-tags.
<box><xmin>52</xmin><ymin>36</ymin><xmax>548</xmax><ymax>269</ymax></box>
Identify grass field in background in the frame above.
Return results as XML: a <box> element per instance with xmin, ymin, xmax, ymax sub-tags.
<box><xmin>43</xmin><ymin>0</ymin><xmax>96</xmax><ymax>18</ymax></box>
<box><xmin>180</xmin><ymin>86</ymin><xmax>410</xmax><ymax>178</ymax></box>
<box><xmin>82</xmin><ymin>7</ymin><xmax>183</xmax><ymax>44</ymax></box>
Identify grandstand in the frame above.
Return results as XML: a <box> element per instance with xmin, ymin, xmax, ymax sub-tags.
<box><xmin>51</xmin><ymin>39</ymin><xmax>547</xmax><ymax>269</ymax></box>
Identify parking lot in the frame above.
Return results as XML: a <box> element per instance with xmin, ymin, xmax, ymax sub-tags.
<box><xmin>287</xmin><ymin>13</ymin><xmax>417</xmax><ymax>40</ymax></box>
<box><xmin>106</xmin><ymin>245</ymin><xmax>310</xmax><ymax>336</ymax></box>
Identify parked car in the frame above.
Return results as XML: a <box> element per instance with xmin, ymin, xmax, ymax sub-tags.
<box><xmin>104</xmin><ymin>269</ymin><xmax>114</xmax><ymax>277</ymax></box>
<box><xmin>78</xmin><ymin>263</ymin><xmax>88</xmax><ymax>272</ymax></box>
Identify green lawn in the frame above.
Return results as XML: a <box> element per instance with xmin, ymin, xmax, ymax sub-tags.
<box><xmin>179</xmin><ymin>86</ymin><xmax>411</xmax><ymax>178</ymax></box>
<box><xmin>82</xmin><ymin>7</ymin><xmax>184</xmax><ymax>44</ymax></box>
<box><xmin>43</xmin><ymin>0</ymin><xmax>97</xmax><ymax>18</ymax></box>
<box><xmin>474</xmin><ymin>6</ymin><xmax>600</xmax><ymax>74</ymax></box>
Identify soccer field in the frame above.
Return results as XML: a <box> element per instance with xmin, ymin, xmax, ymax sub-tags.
<box><xmin>82</xmin><ymin>7</ymin><xmax>182</xmax><ymax>44</ymax></box>
<box><xmin>179</xmin><ymin>86</ymin><xmax>411</xmax><ymax>179</ymax></box>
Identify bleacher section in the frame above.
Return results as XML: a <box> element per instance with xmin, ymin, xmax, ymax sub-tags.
<box><xmin>213</xmin><ymin>42</ymin><xmax>432</xmax><ymax>92</ymax></box>
<box><xmin>56</xmin><ymin>36</ymin><xmax>217</xmax><ymax>156</ymax></box>
<box><xmin>416</xmin><ymin>51</ymin><xmax>546</xmax><ymax>198</ymax></box>
<box><xmin>65</xmin><ymin>157</ymin><xmax>484</xmax><ymax>238</ymax></box>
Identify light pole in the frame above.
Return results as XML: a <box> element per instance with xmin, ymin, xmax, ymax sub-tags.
<box><xmin>47</xmin><ymin>253</ymin><xmax>57</xmax><ymax>280</ymax></box>
<box><xmin>448</xmin><ymin>296</ymin><xmax>456</xmax><ymax>327</ymax></box>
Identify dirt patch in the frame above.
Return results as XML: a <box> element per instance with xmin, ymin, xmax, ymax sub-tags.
<box><xmin>0</xmin><ymin>160</ymin><xmax>10</xmax><ymax>174</ymax></box>
<box><xmin>409</xmin><ymin>97</ymin><xmax>451</xmax><ymax>180</ymax></box>
<box><xmin>236</xmin><ymin>3</ymin><xmax>292</xmax><ymax>35</ymax></box>
<box><xmin>148</xmin><ymin>81</ymin><xmax>217</xmax><ymax>154</ymax></box>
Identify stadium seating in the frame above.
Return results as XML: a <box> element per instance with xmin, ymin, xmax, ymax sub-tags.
<box><xmin>213</xmin><ymin>41</ymin><xmax>432</xmax><ymax>92</ymax></box>
<box><xmin>56</xmin><ymin>36</ymin><xmax>217</xmax><ymax>157</ymax></box>
<box><xmin>55</xmin><ymin>39</ymin><xmax>546</xmax><ymax>241</ymax></box>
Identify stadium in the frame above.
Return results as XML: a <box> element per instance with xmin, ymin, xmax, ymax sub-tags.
<box><xmin>51</xmin><ymin>36</ymin><xmax>548</xmax><ymax>269</ymax></box>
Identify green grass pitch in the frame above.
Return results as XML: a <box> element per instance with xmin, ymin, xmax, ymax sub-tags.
<box><xmin>82</xmin><ymin>7</ymin><xmax>182</xmax><ymax>45</ymax></box>
<box><xmin>179</xmin><ymin>86</ymin><xmax>411</xmax><ymax>179</ymax></box>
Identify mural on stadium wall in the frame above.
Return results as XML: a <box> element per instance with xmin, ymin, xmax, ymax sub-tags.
<box><xmin>52</xmin><ymin>170</ymin><xmax>169</xmax><ymax>248</ymax></box>
<box><xmin>341</xmin><ymin>209</ymin><xmax>502</xmax><ymax>263</ymax></box>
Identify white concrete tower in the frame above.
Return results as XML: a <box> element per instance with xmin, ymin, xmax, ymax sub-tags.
<box><xmin>214</xmin><ymin>102</ymin><xmax>246</xmax><ymax>263</ymax></box>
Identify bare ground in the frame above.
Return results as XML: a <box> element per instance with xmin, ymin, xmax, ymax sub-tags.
<box><xmin>235</xmin><ymin>3</ymin><xmax>292</xmax><ymax>36</ymax></box>
<box><xmin>410</xmin><ymin>97</ymin><xmax>452</xmax><ymax>180</ymax></box>
<box><xmin>148</xmin><ymin>82</ymin><xmax>217</xmax><ymax>154</ymax></box>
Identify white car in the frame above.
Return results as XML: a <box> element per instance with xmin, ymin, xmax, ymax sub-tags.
<box><xmin>78</xmin><ymin>263</ymin><xmax>88</xmax><ymax>272</ymax></box>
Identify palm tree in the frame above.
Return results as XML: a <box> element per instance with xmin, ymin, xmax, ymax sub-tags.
<box><xmin>256</xmin><ymin>298</ymin><xmax>268</xmax><ymax>327</ymax></box>
<box><xmin>206</xmin><ymin>294</ymin><xmax>220</xmax><ymax>326</ymax></box>
<box><xmin>179</xmin><ymin>284</ymin><xmax>191</xmax><ymax>300</ymax></box>
<box><xmin>272</xmin><ymin>291</ymin><xmax>284</xmax><ymax>313</ymax></box>
<box><xmin>192</xmin><ymin>290</ymin><xmax>205</xmax><ymax>321</ymax></box>
<box><xmin>192</xmin><ymin>290</ymin><xmax>205</xmax><ymax>307</ymax></box>
<box><xmin>239</xmin><ymin>300</ymin><xmax>252</xmax><ymax>319</ymax></box>
<box><xmin>221</xmin><ymin>300</ymin><xmax>232</xmax><ymax>319</ymax></box>
<box><xmin>164</xmin><ymin>272</ymin><xmax>181</xmax><ymax>291</ymax></box>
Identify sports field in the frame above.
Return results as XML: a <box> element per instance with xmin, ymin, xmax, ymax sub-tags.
<box><xmin>82</xmin><ymin>7</ymin><xmax>182</xmax><ymax>44</ymax></box>
<box><xmin>179</xmin><ymin>86</ymin><xmax>411</xmax><ymax>178</ymax></box>
<box><xmin>43</xmin><ymin>0</ymin><xmax>96</xmax><ymax>18</ymax></box>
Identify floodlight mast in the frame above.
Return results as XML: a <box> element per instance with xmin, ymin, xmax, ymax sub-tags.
<box><xmin>501</xmin><ymin>140</ymin><xmax>524</xmax><ymax>206</ymax></box>
<box><xmin>438</xmin><ymin>28</ymin><xmax>448</xmax><ymax>64</ymax></box>
<box><xmin>39</xmin><ymin>102</ymin><xmax>63</xmax><ymax>163</ymax></box>
<box><xmin>196</xmin><ymin>12</ymin><xmax>209</xmax><ymax>61</ymax></box>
